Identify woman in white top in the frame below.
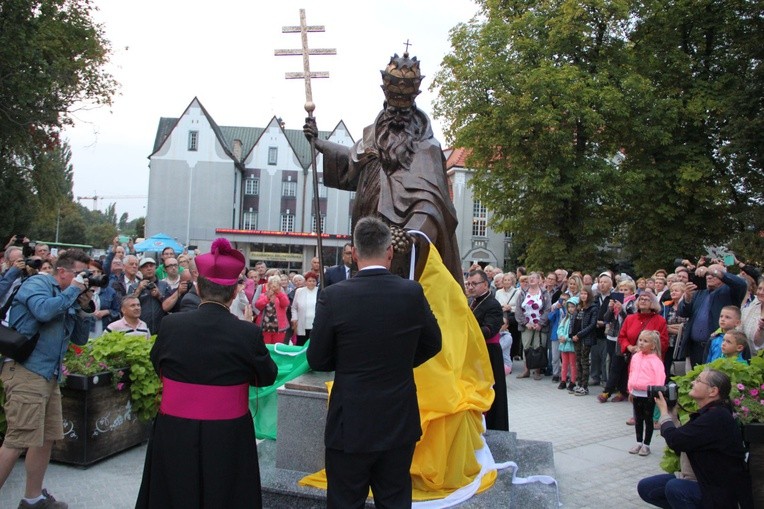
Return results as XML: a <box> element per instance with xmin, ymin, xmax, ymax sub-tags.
<box><xmin>290</xmin><ymin>271</ymin><xmax>320</xmax><ymax>346</ymax></box>
<box><xmin>741</xmin><ymin>278</ymin><xmax>764</xmax><ymax>354</ymax></box>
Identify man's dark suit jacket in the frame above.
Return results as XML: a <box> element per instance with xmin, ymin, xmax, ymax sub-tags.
<box><xmin>307</xmin><ymin>267</ymin><xmax>441</xmax><ymax>453</ymax></box>
<box><xmin>323</xmin><ymin>264</ymin><xmax>350</xmax><ymax>288</ymax></box>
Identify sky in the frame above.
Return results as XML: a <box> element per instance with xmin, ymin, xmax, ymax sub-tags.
<box><xmin>65</xmin><ymin>0</ymin><xmax>480</xmax><ymax>221</ymax></box>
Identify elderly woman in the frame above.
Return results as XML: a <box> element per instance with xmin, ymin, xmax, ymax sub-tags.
<box><xmin>255</xmin><ymin>275</ymin><xmax>290</xmax><ymax>344</ymax></box>
<box><xmin>619</xmin><ymin>292</ymin><xmax>669</xmax><ymax>362</ymax></box>
<box><xmin>515</xmin><ymin>272</ymin><xmax>551</xmax><ymax>380</ymax></box>
<box><xmin>741</xmin><ymin>278</ymin><xmax>764</xmax><ymax>354</ymax></box>
<box><xmin>291</xmin><ymin>271</ymin><xmax>319</xmax><ymax>346</ymax></box>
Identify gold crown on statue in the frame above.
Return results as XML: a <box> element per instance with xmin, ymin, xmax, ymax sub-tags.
<box><xmin>380</xmin><ymin>52</ymin><xmax>424</xmax><ymax>108</ymax></box>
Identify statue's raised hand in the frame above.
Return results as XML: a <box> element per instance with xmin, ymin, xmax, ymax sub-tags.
<box><xmin>303</xmin><ymin>117</ymin><xmax>318</xmax><ymax>142</ymax></box>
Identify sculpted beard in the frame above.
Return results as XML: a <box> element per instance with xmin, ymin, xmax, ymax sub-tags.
<box><xmin>375</xmin><ymin>108</ymin><xmax>419</xmax><ymax>172</ymax></box>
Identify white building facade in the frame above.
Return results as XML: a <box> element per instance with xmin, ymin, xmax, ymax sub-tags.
<box><xmin>147</xmin><ymin>98</ymin><xmax>508</xmax><ymax>273</ymax></box>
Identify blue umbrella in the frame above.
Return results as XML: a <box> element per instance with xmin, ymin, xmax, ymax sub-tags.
<box><xmin>133</xmin><ymin>233</ymin><xmax>184</xmax><ymax>254</ymax></box>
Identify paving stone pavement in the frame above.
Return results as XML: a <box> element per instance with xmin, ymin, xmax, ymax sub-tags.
<box><xmin>0</xmin><ymin>358</ymin><xmax>663</xmax><ymax>508</ymax></box>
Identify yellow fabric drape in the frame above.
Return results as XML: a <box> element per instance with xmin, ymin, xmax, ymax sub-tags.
<box><xmin>299</xmin><ymin>245</ymin><xmax>497</xmax><ymax>500</ymax></box>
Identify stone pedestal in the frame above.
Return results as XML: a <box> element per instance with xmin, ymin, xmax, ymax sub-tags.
<box><xmin>274</xmin><ymin>371</ymin><xmax>331</xmax><ymax>473</ymax></box>
<box><xmin>259</xmin><ymin>371</ymin><xmax>559</xmax><ymax>508</ymax></box>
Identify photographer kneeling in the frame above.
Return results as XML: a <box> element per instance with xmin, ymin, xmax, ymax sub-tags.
<box><xmin>637</xmin><ymin>369</ymin><xmax>753</xmax><ymax>509</ymax></box>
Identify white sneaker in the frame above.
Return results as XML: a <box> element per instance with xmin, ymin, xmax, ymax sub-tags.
<box><xmin>639</xmin><ymin>445</ymin><xmax>651</xmax><ymax>456</ymax></box>
<box><xmin>629</xmin><ymin>443</ymin><xmax>642</xmax><ymax>454</ymax></box>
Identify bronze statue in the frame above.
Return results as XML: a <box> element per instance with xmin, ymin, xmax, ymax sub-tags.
<box><xmin>304</xmin><ymin>51</ymin><xmax>462</xmax><ymax>284</ymax></box>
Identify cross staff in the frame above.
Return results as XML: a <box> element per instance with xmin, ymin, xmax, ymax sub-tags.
<box><xmin>275</xmin><ymin>9</ymin><xmax>336</xmax><ymax>276</ymax></box>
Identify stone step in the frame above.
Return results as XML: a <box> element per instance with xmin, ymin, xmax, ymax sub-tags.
<box><xmin>258</xmin><ymin>430</ymin><xmax>558</xmax><ymax>508</ymax></box>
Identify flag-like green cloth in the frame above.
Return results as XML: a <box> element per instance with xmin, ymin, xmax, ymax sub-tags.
<box><xmin>250</xmin><ymin>342</ymin><xmax>311</xmax><ymax>440</ymax></box>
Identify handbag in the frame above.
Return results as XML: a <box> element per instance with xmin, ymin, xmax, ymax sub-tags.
<box><xmin>0</xmin><ymin>281</ymin><xmax>40</xmax><ymax>362</ymax></box>
<box><xmin>525</xmin><ymin>345</ymin><xmax>547</xmax><ymax>370</ymax></box>
<box><xmin>524</xmin><ymin>331</ymin><xmax>547</xmax><ymax>370</ymax></box>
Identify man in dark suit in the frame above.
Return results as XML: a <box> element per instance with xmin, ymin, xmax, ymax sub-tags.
<box><xmin>323</xmin><ymin>243</ymin><xmax>353</xmax><ymax>287</ymax></box>
<box><xmin>307</xmin><ymin>217</ymin><xmax>442</xmax><ymax>508</ymax></box>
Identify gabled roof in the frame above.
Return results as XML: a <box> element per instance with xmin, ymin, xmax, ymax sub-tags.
<box><xmin>148</xmin><ymin>97</ymin><xmax>237</xmax><ymax>163</ymax></box>
<box><xmin>150</xmin><ymin>100</ymin><xmax>348</xmax><ymax>170</ymax></box>
<box><xmin>445</xmin><ymin>147</ymin><xmax>471</xmax><ymax>169</ymax></box>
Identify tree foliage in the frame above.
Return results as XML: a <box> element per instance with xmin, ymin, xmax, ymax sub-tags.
<box><xmin>0</xmin><ymin>0</ymin><xmax>117</xmax><ymax>243</ymax></box>
<box><xmin>434</xmin><ymin>0</ymin><xmax>763</xmax><ymax>274</ymax></box>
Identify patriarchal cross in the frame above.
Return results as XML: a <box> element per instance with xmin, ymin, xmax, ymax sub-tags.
<box><xmin>275</xmin><ymin>9</ymin><xmax>336</xmax><ymax>273</ymax></box>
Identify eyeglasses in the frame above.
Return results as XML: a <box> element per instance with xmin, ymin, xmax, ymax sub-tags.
<box><xmin>693</xmin><ymin>378</ymin><xmax>714</xmax><ymax>387</ymax></box>
<box><xmin>465</xmin><ymin>281</ymin><xmax>486</xmax><ymax>287</ymax></box>
<box><xmin>165</xmin><ymin>264</ymin><xmax>178</xmax><ymax>268</ymax></box>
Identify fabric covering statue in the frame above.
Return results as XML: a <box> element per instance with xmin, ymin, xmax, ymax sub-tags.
<box><xmin>304</xmin><ymin>51</ymin><xmax>462</xmax><ymax>285</ymax></box>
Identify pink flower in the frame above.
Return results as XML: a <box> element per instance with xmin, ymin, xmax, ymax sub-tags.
<box><xmin>750</xmin><ymin>389</ymin><xmax>759</xmax><ymax>397</ymax></box>
<box><xmin>733</xmin><ymin>398</ymin><xmax>741</xmax><ymax>406</ymax></box>
<box><xmin>737</xmin><ymin>383</ymin><xmax>745</xmax><ymax>390</ymax></box>
<box><xmin>117</xmin><ymin>383</ymin><xmax>125</xmax><ymax>391</ymax></box>
<box><xmin>742</xmin><ymin>406</ymin><xmax>749</xmax><ymax>413</ymax></box>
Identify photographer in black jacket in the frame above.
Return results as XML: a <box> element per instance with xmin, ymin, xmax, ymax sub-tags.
<box><xmin>637</xmin><ymin>368</ymin><xmax>752</xmax><ymax>508</ymax></box>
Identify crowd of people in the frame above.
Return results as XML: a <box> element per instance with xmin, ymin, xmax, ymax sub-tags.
<box><xmin>1</xmin><ymin>230</ymin><xmax>761</xmax><ymax>508</ymax></box>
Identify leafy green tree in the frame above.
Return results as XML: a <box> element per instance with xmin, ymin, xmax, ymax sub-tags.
<box><xmin>619</xmin><ymin>0</ymin><xmax>764</xmax><ymax>273</ymax></box>
<box><xmin>433</xmin><ymin>0</ymin><xmax>632</xmax><ymax>270</ymax></box>
<box><xmin>434</xmin><ymin>0</ymin><xmax>763</xmax><ymax>274</ymax></box>
<box><xmin>0</xmin><ymin>0</ymin><xmax>117</xmax><ymax>241</ymax></box>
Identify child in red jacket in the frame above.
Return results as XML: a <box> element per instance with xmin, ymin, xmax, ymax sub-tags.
<box><xmin>627</xmin><ymin>330</ymin><xmax>666</xmax><ymax>456</ymax></box>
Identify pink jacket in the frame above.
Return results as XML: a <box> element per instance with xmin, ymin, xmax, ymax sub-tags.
<box><xmin>627</xmin><ymin>351</ymin><xmax>665</xmax><ymax>394</ymax></box>
<box><xmin>254</xmin><ymin>290</ymin><xmax>290</xmax><ymax>329</ymax></box>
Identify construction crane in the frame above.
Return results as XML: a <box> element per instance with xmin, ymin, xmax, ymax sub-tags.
<box><xmin>76</xmin><ymin>194</ymin><xmax>147</xmax><ymax>211</ymax></box>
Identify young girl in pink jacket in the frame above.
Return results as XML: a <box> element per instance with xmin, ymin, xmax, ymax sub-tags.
<box><xmin>627</xmin><ymin>330</ymin><xmax>666</xmax><ymax>456</ymax></box>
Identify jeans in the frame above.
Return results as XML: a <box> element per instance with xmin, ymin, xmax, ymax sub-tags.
<box><xmin>637</xmin><ymin>474</ymin><xmax>702</xmax><ymax>509</ymax></box>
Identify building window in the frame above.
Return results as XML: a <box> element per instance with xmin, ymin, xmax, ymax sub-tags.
<box><xmin>244</xmin><ymin>177</ymin><xmax>259</xmax><ymax>195</ymax></box>
<box><xmin>268</xmin><ymin>147</ymin><xmax>278</xmax><ymax>165</ymax></box>
<box><xmin>282</xmin><ymin>181</ymin><xmax>297</xmax><ymax>197</ymax></box>
<box><xmin>242</xmin><ymin>211</ymin><xmax>257</xmax><ymax>230</ymax></box>
<box><xmin>472</xmin><ymin>200</ymin><xmax>487</xmax><ymax>237</ymax></box>
<box><xmin>311</xmin><ymin>214</ymin><xmax>326</xmax><ymax>233</ymax></box>
<box><xmin>349</xmin><ymin>191</ymin><xmax>356</xmax><ymax>200</ymax></box>
<box><xmin>281</xmin><ymin>214</ymin><xmax>295</xmax><ymax>232</ymax></box>
<box><xmin>188</xmin><ymin>131</ymin><xmax>199</xmax><ymax>151</ymax></box>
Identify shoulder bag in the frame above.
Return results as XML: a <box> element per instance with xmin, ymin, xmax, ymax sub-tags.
<box><xmin>0</xmin><ymin>280</ymin><xmax>40</xmax><ymax>362</ymax></box>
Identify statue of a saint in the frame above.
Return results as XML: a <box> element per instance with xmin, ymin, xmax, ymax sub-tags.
<box><xmin>304</xmin><ymin>51</ymin><xmax>462</xmax><ymax>284</ymax></box>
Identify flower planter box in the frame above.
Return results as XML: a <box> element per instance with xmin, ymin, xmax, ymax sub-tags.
<box><xmin>51</xmin><ymin>371</ymin><xmax>150</xmax><ymax>467</ymax></box>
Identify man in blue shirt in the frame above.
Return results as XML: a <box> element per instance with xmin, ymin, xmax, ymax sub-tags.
<box><xmin>0</xmin><ymin>249</ymin><xmax>92</xmax><ymax>509</ymax></box>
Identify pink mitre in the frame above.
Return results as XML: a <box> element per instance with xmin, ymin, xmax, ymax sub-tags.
<box><xmin>195</xmin><ymin>238</ymin><xmax>245</xmax><ymax>285</ymax></box>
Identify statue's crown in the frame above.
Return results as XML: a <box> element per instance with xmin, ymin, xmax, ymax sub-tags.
<box><xmin>380</xmin><ymin>52</ymin><xmax>424</xmax><ymax>108</ymax></box>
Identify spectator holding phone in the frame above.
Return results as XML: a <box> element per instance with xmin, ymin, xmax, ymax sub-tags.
<box><xmin>676</xmin><ymin>263</ymin><xmax>747</xmax><ymax>367</ymax></box>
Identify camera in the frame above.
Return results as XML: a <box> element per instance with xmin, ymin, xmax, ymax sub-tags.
<box><xmin>82</xmin><ymin>270</ymin><xmax>109</xmax><ymax>288</ymax></box>
<box><xmin>13</xmin><ymin>234</ymin><xmax>26</xmax><ymax>246</ymax></box>
<box><xmin>145</xmin><ymin>282</ymin><xmax>157</xmax><ymax>291</ymax></box>
<box><xmin>24</xmin><ymin>258</ymin><xmax>42</xmax><ymax>270</ymax></box>
<box><xmin>647</xmin><ymin>381</ymin><xmax>678</xmax><ymax>405</ymax></box>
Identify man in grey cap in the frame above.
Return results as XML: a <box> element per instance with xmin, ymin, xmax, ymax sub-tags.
<box><xmin>133</xmin><ymin>257</ymin><xmax>178</xmax><ymax>334</ymax></box>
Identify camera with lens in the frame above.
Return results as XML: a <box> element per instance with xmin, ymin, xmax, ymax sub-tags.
<box><xmin>145</xmin><ymin>282</ymin><xmax>157</xmax><ymax>291</ymax></box>
<box><xmin>82</xmin><ymin>270</ymin><xmax>109</xmax><ymax>288</ymax></box>
<box><xmin>24</xmin><ymin>258</ymin><xmax>43</xmax><ymax>270</ymax></box>
<box><xmin>647</xmin><ymin>381</ymin><xmax>678</xmax><ymax>405</ymax></box>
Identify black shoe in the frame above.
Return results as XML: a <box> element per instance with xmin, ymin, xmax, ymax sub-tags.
<box><xmin>557</xmin><ymin>381</ymin><xmax>567</xmax><ymax>390</ymax></box>
<box><xmin>552</xmin><ymin>376</ymin><xmax>560</xmax><ymax>382</ymax></box>
<box><xmin>567</xmin><ymin>382</ymin><xmax>576</xmax><ymax>393</ymax></box>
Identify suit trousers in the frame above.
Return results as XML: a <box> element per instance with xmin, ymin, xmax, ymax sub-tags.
<box><xmin>325</xmin><ymin>442</ymin><xmax>416</xmax><ymax>509</ymax></box>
